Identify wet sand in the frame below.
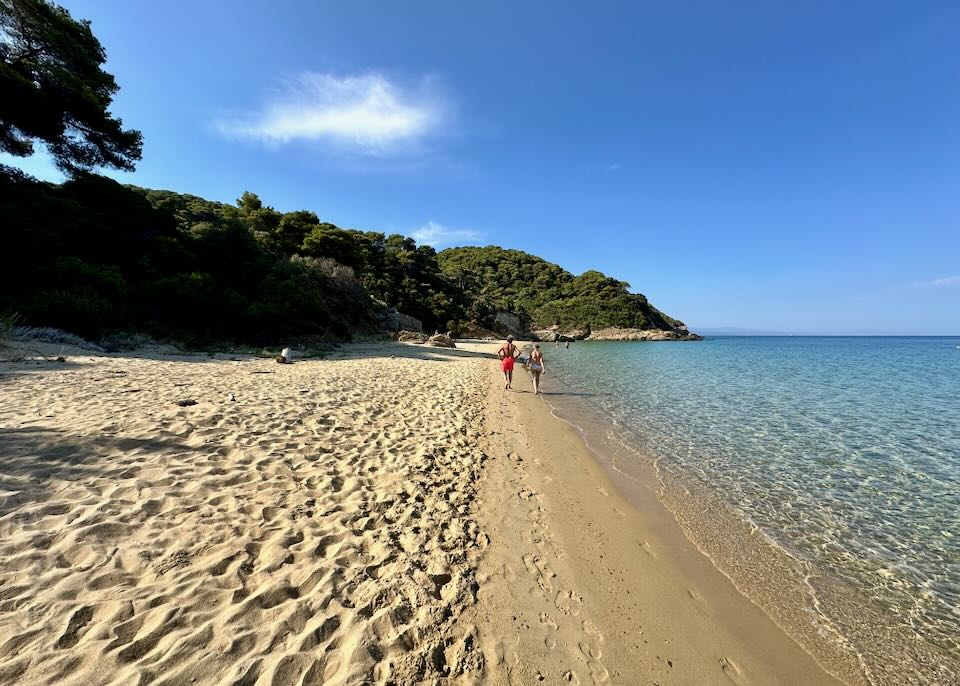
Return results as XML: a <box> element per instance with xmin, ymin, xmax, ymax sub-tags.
<box><xmin>0</xmin><ymin>339</ymin><xmax>860</xmax><ymax>684</ymax></box>
<box><xmin>467</xmin><ymin>353</ymin><xmax>852</xmax><ymax>685</ymax></box>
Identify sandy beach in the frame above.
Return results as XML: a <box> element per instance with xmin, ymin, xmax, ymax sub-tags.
<box><xmin>0</xmin><ymin>340</ymin><xmax>856</xmax><ymax>685</ymax></box>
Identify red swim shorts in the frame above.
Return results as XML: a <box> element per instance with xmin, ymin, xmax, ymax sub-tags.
<box><xmin>501</xmin><ymin>357</ymin><xmax>515</xmax><ymax>372</ymax></box>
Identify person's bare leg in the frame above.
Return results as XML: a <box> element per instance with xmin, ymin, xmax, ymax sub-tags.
<box><xmin>533</xmin><ymin>371</ymin><xmax>541</xmax><ymax>394</ymax></box>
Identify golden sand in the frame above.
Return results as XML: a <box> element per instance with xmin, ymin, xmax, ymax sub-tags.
<box><xmin>0</xmin><ymin>340</ymin><xmax>854</xmax><ymax>685</ymax></box>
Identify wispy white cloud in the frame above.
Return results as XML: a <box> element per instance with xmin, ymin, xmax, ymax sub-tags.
<box><xmin>410</xmin><ymin>221</ymin><xmax>482</xmax><ymax>248</ymax></box>
<box><xmin>605</xmin><ymin>162</ymin><xmax>621</xmax><ymax>172</ymax></box>
<box><xmin>217</xmin><ymin>72</ymin><xmax>450</xmax><ymax>155</ymax></box>
<box><xmin>930</xmin><ymin>275</ymin><xmax>960</xmax><ymax>287</ymax></box>
<box><xmin>908</xmin><ymin>275</ymin><xmax>960</xmax><ymax>288</ymax></box>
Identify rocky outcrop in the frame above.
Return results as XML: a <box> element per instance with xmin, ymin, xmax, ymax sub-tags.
<box><xmin>376</xmin><ymin>304</ymin><xmax>423</xmax><ymax>333</ymax></box>
<box><xmin>560</xmin><ymin>328</ymin><xmax>590</xmax><ymax>341</ymax></box>
<box><xmin>395</xmin><ymin>330</ymin><xmax>428</xmax><ymax>343</ymax></box>
<box><xmin>586</xmin><ymin>327</ymin><xmax>702</xmax><ymax>341</ymax></box>
<box><xmin>492</xmin><ymin>312</ymin><xmax>528</xmax><ymax>339</ymax></box>
<box><xmin>454</xmin><ymin>322</ymin><xmax>500</xmax><ymax>340</ymax></box>
<box><xmin>425</xmin><ymin>332</ymin><xmax>456</xmax><ymax>348</ymax></box>
<box><xmin>396</xmin><ymin>312</ymin><xmax>423</xmax><ymax>332</ymax></box>
<box><xmin>532</xmin><ymin>326</ymin><xmax>590</xmax><ymax>342</ymax></box>
<box><xmin>532</xmin><ymin>329</ymin><xmax>556</xmax><ymax>342</ymax></box>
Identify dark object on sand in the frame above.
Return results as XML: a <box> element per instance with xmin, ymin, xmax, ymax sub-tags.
<box><xmin>425</xmin><ymin>332</ymin><xmax>456</xmax><ymax>348</ymax></box>
<box><xmin>176</xmin><ymin>399</ymin><xmax>197</xmax><ymax>407</ymax></box>
<box><xmin>56</xmin><ymin>356</ymin><xmax>66</xmax><ymax>362</ymax></box>
<box><xmin>396</xmin><ymin>330</ymin><xmax>428</xmax><ymax>343</ymax></box>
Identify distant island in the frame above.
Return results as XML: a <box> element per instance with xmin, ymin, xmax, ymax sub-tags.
<box><xmin>1</xmin><ymin>172</ymin><xmax>698</xmax><ymax>346</ymax></box>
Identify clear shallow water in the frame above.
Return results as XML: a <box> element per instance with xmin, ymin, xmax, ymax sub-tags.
<box><xmin>546</xmin><ymin>337</ymin><xmax>960</xmax><ymax>662</ymax></box>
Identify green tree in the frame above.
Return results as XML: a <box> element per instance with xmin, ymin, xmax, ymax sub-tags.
<box><xmin>301</xmin><ymin>224</ymin><xmax>362</xmax><ymax>268</ymax></box>
<box><xmin>236</xmin><ymin>191</ymin><xmax>281</xmax><ymax>246</ymax></box>
<box><xmin>0</xmin><ymin>0</ymin><xmax>142</xmax><ymax>173</ymax></box>
<box><xmin>438</xmin><ymin>246</ymin><xmax>683</xmax><ymax>334</ymax></box>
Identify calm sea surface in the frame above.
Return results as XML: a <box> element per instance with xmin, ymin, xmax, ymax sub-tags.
<box><xmin>544</xmin><ymin>336</ymin><xmax>960</xmax><ymax>669</ymax></box>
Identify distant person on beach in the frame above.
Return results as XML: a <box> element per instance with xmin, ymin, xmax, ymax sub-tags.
<box><xmin>528</xmin><ymin>344</ymin><xmax>545</xmax><ymax>394</ymax></box>
<box><xmin>276</xmin><ymin>347</ymin><xmax>291</xmax><ymax>364</ymax></box>
<box><xmin>565</xmin><ymin>340</ymin><xmax>570</xmax><ymax>349</ymax></box>
<box><xmin>498</xmin><ymin>336</ymin><xmax>520</xmax><ymax>389</ymax></box>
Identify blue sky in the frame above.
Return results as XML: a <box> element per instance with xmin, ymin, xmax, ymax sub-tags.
<box><xmin>5</xmin><ymin>0</ymin><xmax>959</xmax><ymax>334</ymax></box>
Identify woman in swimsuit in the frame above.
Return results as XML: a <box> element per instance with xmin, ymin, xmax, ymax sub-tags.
<box><xmin>528</xmin><ymin>344</ymin><xmax>545</xmax><ymax>394</ymax></box>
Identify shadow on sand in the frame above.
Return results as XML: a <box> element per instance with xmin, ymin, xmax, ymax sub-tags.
<box><xmin>327</xmin><ymin>342</ymin><xmax>496</xmax><ymax>363</ymax></box>
<box><xmin>0</xmin><ymin>427</ymin><xmax>197</xmax><ymax>516</ymax></box>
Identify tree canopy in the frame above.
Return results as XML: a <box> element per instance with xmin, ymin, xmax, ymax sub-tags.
<box><xmin>1</xmin><ymin>173</ymin><xmax>688</xmax><ymax>345</ymax></box>
<box><xmin>437</xmin><ymin>246</ymin><xmax>681</xmax><ymax>333</ymax></box>
<box><xmin>0</xmin><ymin>0</ymin><xmax>142</xmax><ymax>173</ymax></box>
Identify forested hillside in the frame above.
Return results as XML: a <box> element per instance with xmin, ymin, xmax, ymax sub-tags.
<box><xmin>1</xmin><ymin>171</ymin><xmax>462</xmax><ymax>344</ymax></box>
<box><xmin>0</xmin><ymin>0</ymin><xmax>693</xmax><ymax>346</ymax></box>
<box><xmin>438</xmin><ymin>247</ymin><xmax>683</xmax><ymax>334</ymax></box>
<box><xmin>1</xmin><ymin>171</ymin><xmax>370</xmax><ymax>344</ymax></box>
<box><xmin>1</xmin><ymin>171</ymin><xmax>691</xmax><ymax>345</ymax></box>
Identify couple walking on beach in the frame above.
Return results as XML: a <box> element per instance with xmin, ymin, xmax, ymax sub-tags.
<box><xmin>498</xmin><ymin>336</ymin><xmax>545</xmax><ymax>394</ymax></box>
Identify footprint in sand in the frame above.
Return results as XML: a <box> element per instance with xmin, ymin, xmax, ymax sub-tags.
<box><xmin>637</xmin><ymin>539</ymin><xmax>657</xmax><ymax>558</ymax></box>
<box><xmin>209</xmin><ymin>553</ymin><xmax>238</xmax><ymax>576</ymax></box>
<box><xmin>55</xmin><ymin>606</ymin><xmax>94</xmax><ymax>649</ymax></box>
<box><xmin>522</xmin><ymin>553</ymin><xmax>556</xmax><ymax>595</ymax></box>
<box><xmin>538</xmin><ymin>613</ymin><xmax>559</xmax><ymax>631</ymax></box>
<box><xmin>578</xmin><ymin>640</ymin><xmax>602</xmax><ymax>660</ymax></box>
<box><xmin>719</xmin><ymin>656</ymin><xmax>743</xmax><ymax>683</ymax></box>
<box><xmin>587</xmin><ymin>659</ymin><xmax>610</xmax><ymax>685</ymax></box>
<box><xmin>554</xmin><ymin>589</ymin><xmax>583</xmax><ymax>616</ymax></box>
<box><xmin>582</xmin><ymin>619</ymin><xmax>603</xmax><ymax>642</ymax></box>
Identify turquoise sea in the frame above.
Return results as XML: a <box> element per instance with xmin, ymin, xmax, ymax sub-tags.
<box><xmin>542</xmin><ymin>336</ymin><xmax>959</xmax><ymax>682</ymax></box>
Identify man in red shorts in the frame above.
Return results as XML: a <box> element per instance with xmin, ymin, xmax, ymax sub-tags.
<box><xmin>497</xmin><ymin>335</ymin><xmax>520</xmax><ymax>390</ymax></box>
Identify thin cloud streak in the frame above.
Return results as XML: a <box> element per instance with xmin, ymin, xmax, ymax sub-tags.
<box><xmin>931</xmin><ymin>275</ymin><xmax>960</xmax><ymax>287</ymax></box>
<box><xmin>907</xmin><ymin>275</ymin><xmax>960</xmax><ymax>288</ymax></box>
<box><xmin>217</xmin><ymin>72</ymin><xmax>449</xmax><ymax>156</ymax></box>
<box><xmin>411</xmin><ymin>221</ymin><xmax>482</xmax><ymax>248</ymax></box>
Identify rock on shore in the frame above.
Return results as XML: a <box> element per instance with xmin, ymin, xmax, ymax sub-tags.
<box><xmin>532</xmin><ymin>325</ymin><xmax>702</xmax><ymax>341</ymax></box>
<box><xmin>586</xmin><ymin>327</ymin><xmax>703</xmax><ymax>341</ymax></box>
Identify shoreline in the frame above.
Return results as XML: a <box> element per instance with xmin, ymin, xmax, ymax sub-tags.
<box><xmin>465</xmin><ymin>341</ymin><xmax>849</xmax><ymax>684</ymax></box>
<box><xmin>1</xmin><ymin>338</ymin><xmax>938</xmax><ymax>684</ymax></box>
<box><xmin>535</xmin><ymin>373</ymin><xmax>867</xmax><ymax>684</ymax></box>
<box><xmin>538</xmin><ymin>346</ymin><xmax>960</xmax><ymax>686</ymax></box>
